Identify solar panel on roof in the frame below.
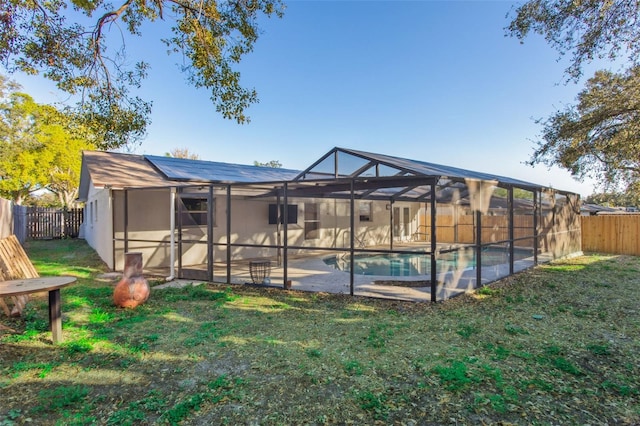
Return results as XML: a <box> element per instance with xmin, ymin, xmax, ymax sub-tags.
<box><xmin>145</xmin><ymin>147</ymin><xmax>564</xmax><ymax>194</ymax></box>
<box><xmin>145</xmin><ymin>155</ymin><xmax>301</xmax><ymax>183</ymax></box>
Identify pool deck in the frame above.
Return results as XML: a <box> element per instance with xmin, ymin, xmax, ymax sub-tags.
<box><xmin>218</xmin><ymin>254</ymin><xmax>539</xmax><ymax>302</ymax></box>
<box><xmin>144</xmin><ymin>245</ymin><xmax>571</xmax><ymax>303</ymax></box>
<box><xmin>194</xmin><ymin>253</ymin><xmax>549</xmax><ymax>302</ymax></box>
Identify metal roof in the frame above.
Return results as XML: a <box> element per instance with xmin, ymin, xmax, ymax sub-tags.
<box><xmin>581</xmin><ymin>203</ymin><xmax>620</xmax><ymax>214</ymax></box>
<box><xmin>79</xmin><ymin>147</ymin><xmax>577</xmax><ymax>203</ymax></box>
<box><xmin>145</xmin><ymin>155</ymin><xmax>301</xmax><ymax>183</ymax></box>
<box><xmin>78</xmin><ymin>151</ymin><xmax>181</xmax><ymax>201</ymax></box>
<box><xmin>296</xmin><ymin>147</ymin><xmax>547</xmax><ymax>189</ymax></box>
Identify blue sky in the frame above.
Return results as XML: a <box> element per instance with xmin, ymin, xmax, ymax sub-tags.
<box><xmin>13</xmin><ymin>1</ymin><xmax>610</xmax><ymax>196</ymax></box>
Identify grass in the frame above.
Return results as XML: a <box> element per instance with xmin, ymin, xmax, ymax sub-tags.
<box><xmin>1</xmin><ymin>239</ymin><xmax>639</xmax><ymax>424</ymax></box>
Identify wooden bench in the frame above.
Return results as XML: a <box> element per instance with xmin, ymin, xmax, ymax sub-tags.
<box><xmin>0</xmin><ymin>235</ymin><xmax>39</xmax><ymax>317</ymax></box>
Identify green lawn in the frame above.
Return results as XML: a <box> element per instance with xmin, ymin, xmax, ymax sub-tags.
<box><xmin>1</xmin><ymin>239</ymin><xmax>639</xmax><ymax>425</ymax></box>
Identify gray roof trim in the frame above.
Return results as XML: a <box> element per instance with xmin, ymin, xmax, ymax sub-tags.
<box><xmin>340</xmin><ymin>147</ymin><xmax>541</xmax><ymax>189</ymax></box>
<box><xmin>294</xmin><ymin>147</ymin><xmax>549</xmax><ymax>191</ymax></box>
<box><xmin>79</xmin><ymin>147</ymin><xmax>579</xmax><ymax>205</ymax></box>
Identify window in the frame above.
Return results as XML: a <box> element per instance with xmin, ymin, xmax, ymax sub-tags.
<box><xmin>180</xmin><ymin>197</ymin><xmax>213</xmax><ymax>226</ymax></box>
<box><xmin>359</xmin><ymin>202</ymin><xmax>372</xmax><ymax>222</ymax></box>
<box><xmin>304</xmin><ymin>202</ymin><xmax>320</xmax><ymax>239</ymax></box>
<box><xmin>94</xmin><ymin>200</ymin><xmax>98</xmax><ymax>223</ymax></box>
<box><xmin>268</xmin><ymin>204</ymin><xmax>298</xmax><ymax>224</ymax></box>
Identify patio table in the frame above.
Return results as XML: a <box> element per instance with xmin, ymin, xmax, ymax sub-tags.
<box><xmin>0</xmin><ymin>276</ymin><xmax>77</xmax><ymax>343</ymax></box>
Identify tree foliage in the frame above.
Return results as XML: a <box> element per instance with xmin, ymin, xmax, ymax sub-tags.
<box><xmin>0</xmin><ymin>76</ymin><xmax>94</xmax><ymax>206</ymax></box>
<box><xmin>0</xmin><ymin>0</ymin><xmax>284</xmax><ymax>149</ymax></box>
<box><xmin>507</xmin><ymin>0</ymin><xmax>640</xmax><ymax>194</ymax></box>
<box><xmin>530</xmin><ymin>67</ymin><xmax>640</xmax><ymax>192</ymax></box>
<box><xmin>166</xmin><ymin>147</ymin><xmax>200</xmax><ymax>159</ymax></box>
<box><xmin>585</xmin><ymin>191</ymin><xmax>640</xmax><ymax>208</ymax></box>
<box><xmin>253</xmin><ymin>159</ymin><xmax>282</xmax><ymax>168</ymax></box>
<box><xmin>0</xmin><ymin>79</ymin><xmax>49</xmax><ymax>204</ymax></box>
<box><xmin>507</xmin><ymin>0</ymin><xmax>640</xmax><ymax>80</ymax></box>
<box><xmin>47</xmin><ymin>123</ymin><xmax>95</xmax><ymax>208</ymax></box>
<box><xmin>23</xmin><ymin>190</ymin><xmax>61</xmax><ymax>207</ymax></box>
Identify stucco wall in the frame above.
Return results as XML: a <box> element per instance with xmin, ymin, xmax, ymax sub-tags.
<box><xmin>92</xmin><ymin>188</ymin><xmax>422</xmax><ymax>270</ymax></box>
<box><xmin>102</xmin><ymin>187</ymin><xmax>421</xmax><ymax>272</ymax></box>
<box><xmin>212</xmin><ymin>195</ymin><xmax>418</xmax><ymax>261</ymax></box>
<box><xmin>113</xmin><ymin>188</ymin><xmax>174</xmax><ymax>271</ymax></box>
<box><xmin>84</xmin><ymin>183</ymin><xmax>114</xmax><ymax>269</ymax></box>
<box><xmin>214</xmin><ymin>199</ymin><xmax>418</xmax><ymax>260</ymax></box>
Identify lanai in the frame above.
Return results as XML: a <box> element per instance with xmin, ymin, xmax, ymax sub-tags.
<box><xmin>92</xmin><ymin>147</ymin><xmax>582</xmax><ymax>302</ymax></box>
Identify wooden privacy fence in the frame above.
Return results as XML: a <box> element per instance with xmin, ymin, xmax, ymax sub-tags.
<box><xmin>27</xmin><ymin>207</ymin><xmax>84</xmax><ymax>240</ymax></box>
<box><xmin>581</xmin><ymin>215</ymin><xmax>640</xmax><ymax>256</ymax></box>
<box><xmin>420</xmin><ymin>214</ymin><xmax>536</xmax><ymax>244</ymax></box>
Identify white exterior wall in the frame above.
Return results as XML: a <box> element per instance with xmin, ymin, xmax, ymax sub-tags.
<box><xmin>211</xmin><ymin>195</ymin><xmax>419</xmax><ymax>262</ymax></box>
<box><xmin>84</xmin><ymin>182</ymin><xmax>114</xmax><ymax>269</ymax></box>
<box><xmin>86</xmin><ymin>184</ymin><xmax>423</xmax><ymax>272</ymax></box>
<box><xmin>113</xmin><ymin>189</ymin><xmax>174</xmax><ymax>271</ymax></box>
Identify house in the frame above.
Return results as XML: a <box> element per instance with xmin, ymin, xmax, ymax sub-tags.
<box><xmin>580</xmin><ymin>203</ymin><xmax>620</xmax><ymax>216</ymax></box>
<box><xmin>78</xmin><ymin>147</ymin><xmax>582</xmax><ymax>301</ymax></box>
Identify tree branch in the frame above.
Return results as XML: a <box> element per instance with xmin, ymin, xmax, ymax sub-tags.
<box><xmin>91</xmin><ymin>0</ymin><xmax>134</xmax><ymax>97</ymax></box>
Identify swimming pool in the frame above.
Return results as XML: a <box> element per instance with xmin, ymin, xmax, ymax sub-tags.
<box><xmin>323</xmin><ymin>247</ymin><xmax>528</xmax><ymax>277</ymax></box>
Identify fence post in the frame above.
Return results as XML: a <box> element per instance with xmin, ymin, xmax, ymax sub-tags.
<box><xmin>0</xmin><ymin>198</ymin><xmax>14</xmax><ymax>239</ymax></box>
<box><xmin>13</xmin><ymin>205</ymin><xmax>27</xmax><ymax>244</ymax></box>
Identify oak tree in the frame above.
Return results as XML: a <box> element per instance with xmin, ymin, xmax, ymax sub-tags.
<box><xmin>507</xmin><ymin>0</ymin><xmax>640</xmax><ymax>193</ymax></box>
<box><xmin>529</xmin><ymin>67</ymin><xmax>640</xmax><ymax>192</ymax></box>
<box><xmin>0</xmin><ymin>0</ymin><xmax>284</xmax><ymax>149</ymax></box>
<box><xmin>47</xmin><ymin>119</ymin><xmax>95</xmax><ymax>208</ymax></box>
<box><xmin>0</xmin><ymin>79</ymin><xmax>50</xmax><ymax>204</ymax></box>
<box><xmin>0</xmin><ymin>76</ymin><xmax>94</xmax><ymax>206</ymax></box>
<box><xmin>507</xmin><ymin>0</ymin><xmax>640</xmax><ymax>81</ymax></box>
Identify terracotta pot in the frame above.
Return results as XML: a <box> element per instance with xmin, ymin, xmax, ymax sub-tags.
<box><xmin>113</xmin><ymin>276</ymin><xmax>150</xmax><ymax>308</ymax></box>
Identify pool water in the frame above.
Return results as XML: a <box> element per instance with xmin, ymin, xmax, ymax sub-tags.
<box><xmin>323</xmin><ymin>248</ymin><xmax>524</xmax><ymax>277</ymax></box>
